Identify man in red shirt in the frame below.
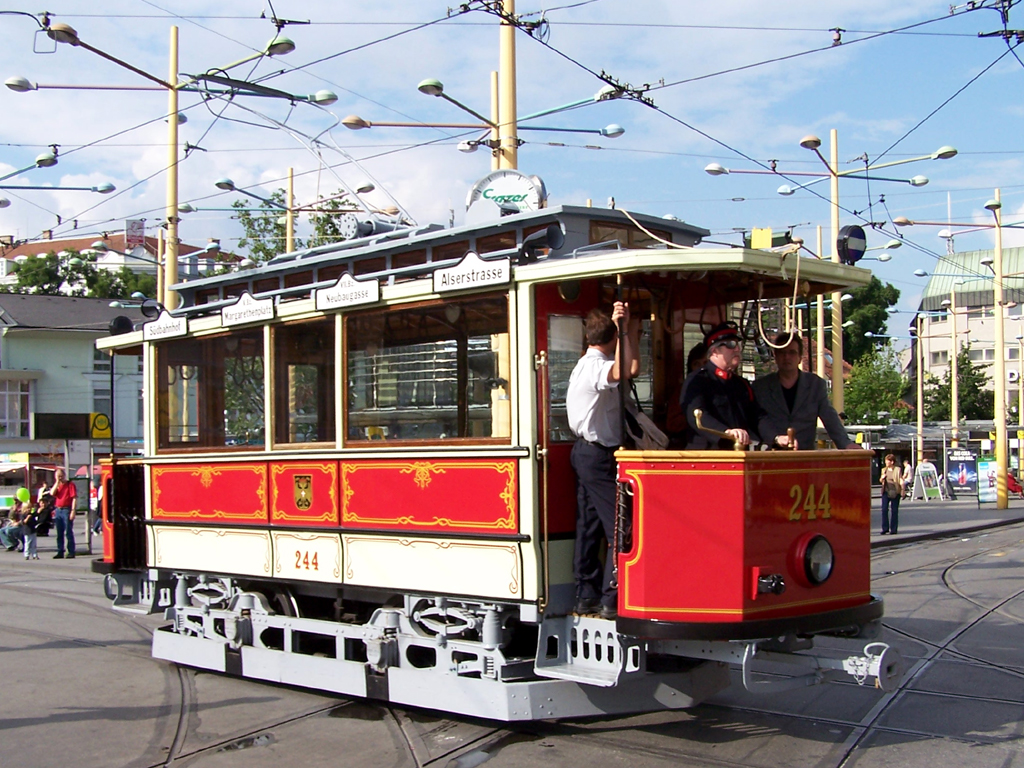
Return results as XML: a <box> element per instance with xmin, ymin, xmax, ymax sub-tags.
<box><xmin>51</xmin><ymin>468</ymin><xmax>77</xmax><ymax>559</ymax></box>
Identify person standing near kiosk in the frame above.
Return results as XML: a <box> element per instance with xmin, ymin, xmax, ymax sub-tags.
<box><xmin>566</xmin><ymin>301</ymin><xmax>639</xmax><ymax>620</ymax></box>
<box><xmin>50</xmin><ymin>468</ymin><xmax>77</xmax><ymax>559</ymax></box>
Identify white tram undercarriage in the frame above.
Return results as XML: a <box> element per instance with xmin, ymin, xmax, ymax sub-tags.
<box><xmin>108</xmin><ymin>569</ymin><xmax>904</xmax><ymax>721</ymax></box>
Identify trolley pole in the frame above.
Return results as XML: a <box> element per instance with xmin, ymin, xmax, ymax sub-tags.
<box><xmin>286</xmin><ymin>167</ymin><xmax>295</xmax><ymax>253</ymax></box>
<box><xmin>829</xmin><ymin>130</ymin><xmax>843</xmax><ymax>414</ymax></box>
<box><xmin>497</xmin><ymin>0</ymin><xmax>518</xmax><ymax>169</ymax></box>
<box><xmin>164</xmin><ymin>26</ymin><xmax>180</xmax><ymax>310</ymax></box>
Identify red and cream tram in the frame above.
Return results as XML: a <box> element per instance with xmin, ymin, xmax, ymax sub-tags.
<box><xmin>94</xmin><ymin>196</ymin><xmax>901</xmax><ymax>720</ymax></box>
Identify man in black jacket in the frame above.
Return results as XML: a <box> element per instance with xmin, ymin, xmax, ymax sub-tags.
<box><xmin>681</xmin><ymin>322</ymin><xmax>791</xmax><ymax>450</ymax></box>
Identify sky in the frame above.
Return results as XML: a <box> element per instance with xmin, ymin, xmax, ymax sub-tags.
<box><xmin>0</xmin><ymin>0</ymin><xmax>1022</xmax><ymax>338</ymax></box>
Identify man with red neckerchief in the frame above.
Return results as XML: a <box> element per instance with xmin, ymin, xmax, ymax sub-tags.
<box><xmin>681</xmin><ymin>321</ymin><xmax>792</xmax><ymax>450</ymax></box>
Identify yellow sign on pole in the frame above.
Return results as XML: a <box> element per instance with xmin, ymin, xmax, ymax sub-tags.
<box><xmin>90</xmin><ymin>413</ymin><xmax>111</xmax><ymax>440</ymax></box>
<box><xmin>750</xmin><ymin>228</ymin><xmax>773</xmax><ymax>250</ymax></box>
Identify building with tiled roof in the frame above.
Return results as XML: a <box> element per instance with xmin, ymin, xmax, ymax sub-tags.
<box><xmin>0</xmin><ymin>231</ymin><xmax>223</xmax><ymax>287</ymax></box>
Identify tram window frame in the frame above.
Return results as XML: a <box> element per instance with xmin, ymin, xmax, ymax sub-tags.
<box><xmin>344</xmin><ymin>293</ymin><xmax>512</xmax><ymax>445</ymax></box>
<box><xmin>155</xmin><ymin>329</ymin><xmax>266</xmax><ymax>452</ymax></box>
<box><xmin>272</xmin><ymin>317</ymin><xmax>336</xmax><ymax>447</ymax></box>
<box><xmin>589</xmin><ymin>220</ymin><xmax>672</xmax><ymax>249</ymax></box>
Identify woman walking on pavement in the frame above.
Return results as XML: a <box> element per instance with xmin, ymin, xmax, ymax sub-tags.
<box><xmin>880</xmin><ymin>453</ymin><xmax>902</xmax><ymax>535</ymax></box>
<box><xmin>50</xmin><ymin>468</ymin><xmax>77</xmax><ymax>559</ymax></box>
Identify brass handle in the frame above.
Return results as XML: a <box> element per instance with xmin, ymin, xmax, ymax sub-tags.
<box><xmin>694</xmin><ymin>409</ymin><xmax>743</xmax><ymax>451</ymax></box>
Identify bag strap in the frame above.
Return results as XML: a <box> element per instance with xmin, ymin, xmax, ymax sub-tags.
<box><xmin>629</xmin><ymin>379</ymin><xmax>645</xmax><ymax>413</ymax></box>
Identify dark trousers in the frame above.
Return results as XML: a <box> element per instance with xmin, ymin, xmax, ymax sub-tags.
<box><xmin>881</xmin><ymin>494</ymin><xmax>900</xmax><ymax>534</ymax></box>
<box><xmin>54</xmin><ymin>507</ymin><xmax>75</xmax><ymax>555</ymax></box>
<box><xmin>570</xmin><ymin>439</ymin><xmax>618</xmax><ymax>609</ymax></box>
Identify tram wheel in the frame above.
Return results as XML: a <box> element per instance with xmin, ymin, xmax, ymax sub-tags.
<box><xmin>268</xmin><ymin>585</ymin><xmax>299</xmax><ymax>617</ymax></box>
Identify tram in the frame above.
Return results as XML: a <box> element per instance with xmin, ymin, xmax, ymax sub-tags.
<box><xmin>94</xmin><ymin>180</ymin><xmax>901</xmax><ymax>720</ymax></box>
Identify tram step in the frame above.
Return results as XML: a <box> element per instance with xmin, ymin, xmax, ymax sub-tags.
<box><xmin>534</xmin><ymin>615</ymin><xmax>638</xmax><ymax>688</ymax></box>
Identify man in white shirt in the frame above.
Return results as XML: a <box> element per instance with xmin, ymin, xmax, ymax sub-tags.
<box><xmin>566</xmin><ymin>301</ymin><xmax>639</xmax><ymax>620</ymax></box>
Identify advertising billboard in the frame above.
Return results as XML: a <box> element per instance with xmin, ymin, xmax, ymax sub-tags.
<box><xmin>946</xmin><ymin>448</ymin><xmax>978</xmax><ymax>496</ymax></box>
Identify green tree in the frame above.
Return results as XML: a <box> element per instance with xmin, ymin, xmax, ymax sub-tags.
<box><xmin>844</xmin><ymin>276</ymin><xmax>900</xmax><ymax>363</ymax></box>
<box><xmin>4</xmin><ymin>249</ymin><xmax>157</xmax><ymax>299</ymax></box>
<box><xmin>86</xmin><ymin>266</ymin><xmax>157</xmax><ymax>300</ymax></box>
<box><xmin>844</xmin><ymin>344</ymin><xmax>910</xmax><ymax>423</ymax></box>
<box><xmin>924</xmin><ymin>346</ymin><xmax>994</xmax><ymax>421</ymax></box>
<box><xmin>9</xmin><ymin>250</ymin><xmax>95</xmax><ymax>296</ymax></box>
<box><xmin>306</xmin><ymin>191</ymin><xmax>358</xmax><ymax>249</ymax></box>
<box><xmin>232</xmin><ymin>191</ymin><xmax>303</xmax><ymax>262</ymax></box>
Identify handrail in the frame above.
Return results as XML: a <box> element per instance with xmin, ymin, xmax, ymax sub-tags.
<box><xmin>536</xmin><ymin>350</ymin><xmax>551</xmax><ymax>614</ymax></box>
<box><xmin>693</xmin><ymin>408</ymin><xmax>744</xmax><ymax>451</ymax></box>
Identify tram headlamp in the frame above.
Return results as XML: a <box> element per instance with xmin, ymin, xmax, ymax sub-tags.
<box><xmin>804</xmin><ymin>535</ymin><xmax>834</xmax><ymax>585</ymax></box>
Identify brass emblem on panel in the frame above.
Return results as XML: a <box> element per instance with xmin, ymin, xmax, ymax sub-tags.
<box><xmin>294</xmin><ymin>475</ymin><xmax>313</xmax><ymax>510</ymax></box>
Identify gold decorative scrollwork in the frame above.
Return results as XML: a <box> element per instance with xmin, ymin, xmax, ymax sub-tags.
<box><xmin>400</xmin><ymin>462</ymin><xmax>446</xmax><ymax>489</ymax></box>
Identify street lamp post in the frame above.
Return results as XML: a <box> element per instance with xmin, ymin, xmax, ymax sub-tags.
<box><xmin>165</xmin><ymin>27</ymin><xmax>179</xmax><ymax>310</ymax></box>
<box><xmin>866</xmin><ymin>325</ymin><xmax>927</xmax><ymax>462</ymax></box>
<box><xmin>706</xmin><ymin>135</ymin><xmax>955</xmax><ymax>413</ymax></box>
<box><xmin>498</xmin><ymin>0</ymin><xmax>517</xmax><ymax>170</ymax></box>
<box><xmin>39</xmin><ymin>20</ymin><xmax>307</xmax><ymax>309</ymax></box>
<box><xmin>989</xmin><ymin>190</ymin><xmax>1008</xmax><ymax>509</ymax></box>
<box><xmin>941</xmin><ymin>286</ymin><xmax>961</xmax><ymax>447</ymax></box>
<box><xmin>898</xmin><ymin>193</ymin><xmax>1020</xmax><ymax>509</ymax></box>
<box><xmin>1018</xmin><ymin>334</ymin><xmax>1024</xmax><ymax>465</ymax></box>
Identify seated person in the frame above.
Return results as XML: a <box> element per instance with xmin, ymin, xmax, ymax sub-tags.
<box><xmin>0</xmin><ymin>504</ymin><xmax>24</xmax><ymax>551</ymax></box>
<box><xmin>1007</xmin><ymin>472</ymin><xmax>1024</xmax><ymax>499</ymax></box>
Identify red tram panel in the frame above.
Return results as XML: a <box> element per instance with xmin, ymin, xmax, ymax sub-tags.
<box><xmin>269</xmin><ymin>461</ymin><xmax>339</xmax><ymax>527</ymax></box>
<box><xmin>151</xmin><ymin>463</ymin><xmax>269</xmax><ymax>523</ymax></box>
<box><xmin>617</xmin><ymin>450</ymin><xmax>871</xmax><ymax>624</ymax></box>
<box><xmin>100</xmin><ymin>461</ymin><xmax>114</xmax><ymax>562</ymax></box>
<box><xmin>340</xmin><ymin>459</ymin><xmax>518</xmax><ymax>534</ymax></box>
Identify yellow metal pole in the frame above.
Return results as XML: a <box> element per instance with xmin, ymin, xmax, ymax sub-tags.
<box><xmin>1018</xmin><ymin>336</ymin><xmax>1023</xmax><ymax>472</ymax></box>
<box><xmin>816</xmin><ymin>225</ymin><xmax>825</xmax><ymax>379</ymax></box>
<box><xmin>829</xmin><ymin>129</ymin><xmax>843</xmax><ymax>413</ymax></box>
<box><xmin>286</xmin><ymin>167</ymin><xmax>295</xmax><ymax>253</ymax></box>
<box><xmin>497</xmin><ymin>0</ymin><xmax>518</xmax><ymax>170</ymax></box>
<box><xmin>490</xmin><ymin>71</ymin><xmax>500</xmax><ymax>172</ymax></box>
<box><xmin>993</xmin><ymin>188</ymin><xmax>1008</xmax><ymax>509</ymax></box>
<box><xmin>164</xmin><ymin>26</ymin><xmax>179</xmax><ymax>310</ymax></box>
<box><xmin>950</xmin><ymin>287</ymin><xmax>959</xmax><ymax>447</ymax></box>
<box><xmin>156</xmin><ymin>228</ymin><xmax>164</xmax><ymax>303</ymax></box>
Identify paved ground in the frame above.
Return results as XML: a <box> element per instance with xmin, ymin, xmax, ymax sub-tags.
<box><xmin>3</xmin><ymin>514</ymin><xmax>1024</xmax><ymax>767</ymax></box>
<box><xmin>871</xmin><ymin>493</ymin><xmax>1024</xmax><ymax>546</ymax></box>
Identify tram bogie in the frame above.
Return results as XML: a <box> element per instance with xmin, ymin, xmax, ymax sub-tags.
<box><xmin>94</xmin><ymin>203</ymin><xmax>900</xmax><ymax>720</ymax></box>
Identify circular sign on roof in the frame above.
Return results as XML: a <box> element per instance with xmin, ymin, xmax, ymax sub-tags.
<box><xmin>466</xmin><ymin>169</ymin><xmax>546</xmax><ymax>215</ymax></box>
<box><xmin>837</xmin><ymin>224</ymin><xmax>866</xmax><ymax>265</ymax></box>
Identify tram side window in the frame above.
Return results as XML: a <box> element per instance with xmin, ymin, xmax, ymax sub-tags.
<box><xmin>273</xmin><ymin>319</ymin><xmax>335</xmax><ymax>445</ymax></box>
<box><xmin>589</xmin><ymin>220</ymin><xmax>671</xmax><ymax>249</ymax></box>
<box><xmin>156</xmin><ymin>330</ymin><xmax>265</xmax><ymax>449</ymax></box>
<box><xmin>346</xmin><ymin>295</ymin><xmax>511</xmax><ymax>442</ymax></box>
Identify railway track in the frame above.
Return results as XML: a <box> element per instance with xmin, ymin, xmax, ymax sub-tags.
<box><xmin>2</xmin><ymin>526</ymin><xmax>1024</xmax><ymax>768</ymax></box>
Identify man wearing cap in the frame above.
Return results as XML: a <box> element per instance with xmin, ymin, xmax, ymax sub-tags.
<box><xmin>681</xmin><ymin>321</ymin><xmax>790</xmax><ymax>450</ymax></box>
<box><xmin>754</xmin><ymin>332</ymin><xmax>859</xmax><ymax>451</ymax></box>
<box><xmin>566</xmin><ymin>300</ymin><xmax>639</xmax><ymax>620</ymax></box>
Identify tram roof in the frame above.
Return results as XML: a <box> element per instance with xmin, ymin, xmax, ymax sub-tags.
<box><xmin>168</xmin><ymin>206</ymin><xmax>709</xmax><ymax>308</ymax></box>
<box><xmin>98</xmin><ymin>206</ymin><xmax>871</xmax><ymax>350</ymax></box>
<box><xmin>166</xmin><ymin>205</ymin><xmax>868</xmax><ymax>314</ymax></box>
